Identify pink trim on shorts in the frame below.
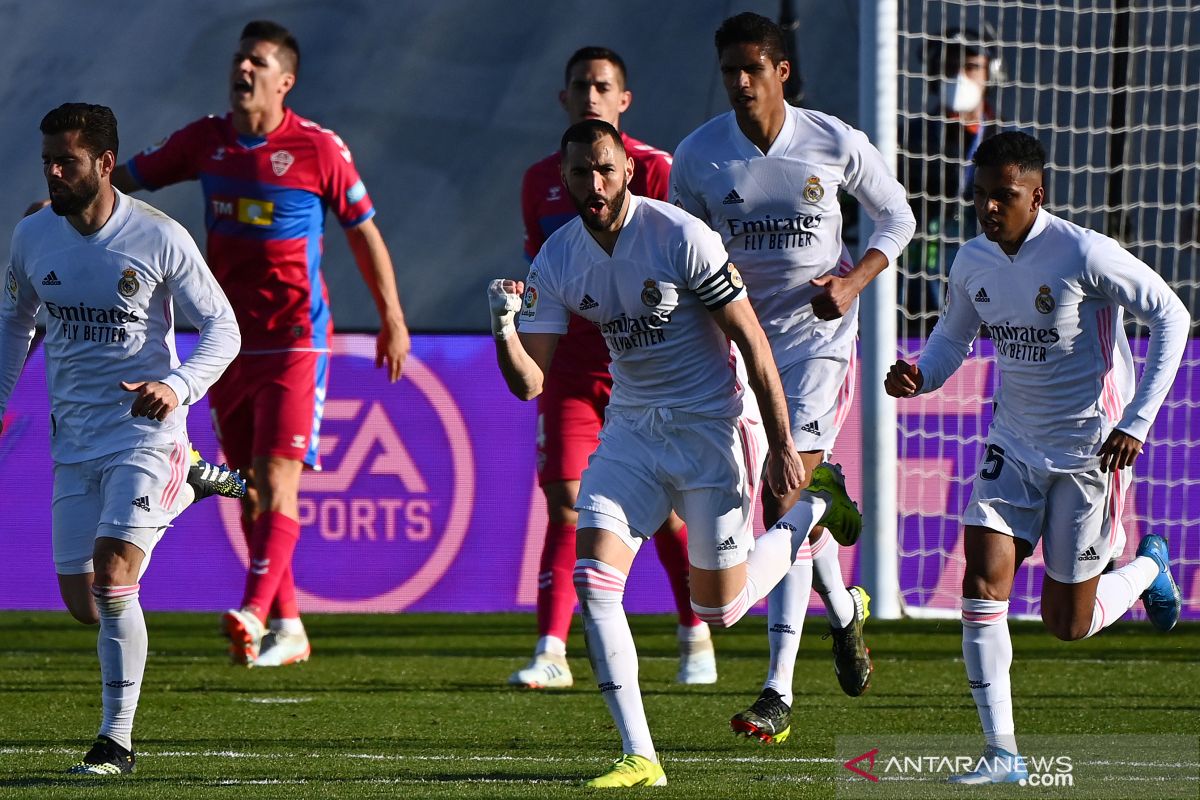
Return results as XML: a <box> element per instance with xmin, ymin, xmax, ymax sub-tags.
<box><xmin>159</xmin><ymin>441</ymin><xmax>188</xmax><ymax>510</ymax></box>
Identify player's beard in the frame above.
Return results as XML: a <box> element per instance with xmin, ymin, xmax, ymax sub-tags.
<box><xmin>577</xmin><ymin>180</ymin><xmax>629</xmax><ymax>234</ymax></box>
<box><xmin>48</xmin><ymin>167</ymin><xmax>101</xmax><ymax>217</ymax></box>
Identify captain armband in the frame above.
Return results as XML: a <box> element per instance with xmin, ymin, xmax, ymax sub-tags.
<box><xmin>695</xmin><ymin>262</ymin><xmax>747</xmax><ymax>310</ymax></box>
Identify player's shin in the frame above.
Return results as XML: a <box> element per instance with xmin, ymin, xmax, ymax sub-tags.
<box><xmin>574</xmin><ymin>559</ymin><xmax>655</xmax><ymax>760</ymax></box>
<box><xmin>93</xmin><ymin>584</ymin><xmax>147</xmax><ymax>751</ymax></box>
<box><xmin>763</xmin><ymin>541</ymin><xmax>813</xmax><ymax>705</ymax></box>
<box><xmin>961</xmin><ymin>598</ymin><xmax>1016</xmax><ymax>752</ymax></box>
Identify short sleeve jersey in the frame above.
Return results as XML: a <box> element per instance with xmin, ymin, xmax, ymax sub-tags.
<box><xmin>671</xmin><ymin>106</ymin><xmax>914</xmax><ymax>369</ymax></box>
<box><xmin>917</xmin><ymin>210</ymin><xmax>1189</xmax><ymax>471</ymax></box>
<box><xmin>521</xmin><ymin>132</ymin><xmax>673</xmax><ymax>384</ymax></box>
<box><xmin>128</xmin><ymin>109</ymin><xmax>374</xmax><ymax>352</ymax></box>
<box><xmin>518</xmin><ymin>195</ymin><xmax>748</xmax><ymax>418</ymax></box>
<box><xmin>0</xmin><ymin>193</ymin><xmax>240</xmax><ymax>463</ymax></box>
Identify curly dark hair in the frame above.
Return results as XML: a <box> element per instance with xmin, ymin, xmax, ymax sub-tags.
<box><xmin>973</xmin><ymin>131</ymin><xmax>1046</xmax><ymax>174</ymax></box>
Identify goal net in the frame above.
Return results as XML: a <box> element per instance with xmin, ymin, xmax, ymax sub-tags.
<box><xmin>892</xmin><ymin>0</ymin><xmax>1199</xmax><ymax>619</ymax></box>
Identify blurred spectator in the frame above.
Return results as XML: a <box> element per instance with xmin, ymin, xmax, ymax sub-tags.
<box><xmin>901</xmin><ymin>25</ymin><xmax>1003</xmax><ymax>327</ymax></box>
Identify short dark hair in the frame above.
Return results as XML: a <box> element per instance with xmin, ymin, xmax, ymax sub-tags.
<box><xmin>40</xmin><ymin>103</ymin><xmax>119</xmax><ymax>159</ymax></box>
<box><xmin>715</xmin><ymin>12</ymin><xmax>789</xmax><ymax>64</ymax></box>
<box><xmin>560</xmin><ymin>119</ymin><xmax>625</xmax><ymax>157</ymax></box>
<box><xmin>973</xmin><ymin>131</ymin><xmax>1046</xmax><ymax>174</ymax></box>
<box><xmin>564</xmin><ymin>46</ymin><xmax>628</xmax><ymax>88</ymax></box>
<box><xmin>241</xmin><ymin>20</ymin><xmax>300</xmax><ymax>74</ymax></box>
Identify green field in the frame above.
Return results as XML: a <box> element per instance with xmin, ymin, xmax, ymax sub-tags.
<box><xmin>1</xmin><ymin>612</ymin><xmax>1196</xmax><ymax>798</ymax></box>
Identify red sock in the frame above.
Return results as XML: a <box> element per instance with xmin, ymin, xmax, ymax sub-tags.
<box><xmin>536</xmin><ymin>522</ymin><xmax>578</xmax><ymax>641</ymax></box>
<box><xmin>241</xmin><ymin>511</ymin><xmax>300</xmax><ymax>623</ymax></box>
<box><xmin>270</xmin><ymin>566</ymin><xmax>299</xmax><ymax>620</ymax></box>
<box><xmin>653</xmin><ymin>521</ymin><xmax>702</xmax><ymax>627</ymax></box>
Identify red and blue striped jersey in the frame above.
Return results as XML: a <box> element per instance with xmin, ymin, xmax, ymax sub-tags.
<box><xmin>128</xmin><ymin>108</ymin><xmax>373</xmax><ymax>352</ymax></box>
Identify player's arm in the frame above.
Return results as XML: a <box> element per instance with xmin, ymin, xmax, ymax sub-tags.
<box><xmin>0</xmin><ymin>258</ymin><xmax>40</xmax><ymax>434</ymax></box>
<box><xmin>488</xmin><ymin>279</ymin><xmax>559</xmax><ymax>400</ymax></box>
<box><xmin>814</xmin><ymin>128</ymin><xmax>917</xmax><ymax>320</ymax></box>
<box><xmin>1087</xmin><ymin>240</ymin><xmax>1190</xmax><ymax>471</ymax></box>
<box><xmin>887</xmin><ymin>265</ymin><xmax>980</xmax><ymax>398</ymax></box>
<box><xmin>709</xmin><ymin>294</ymin><xmax>804</xmax><ymax>496</ymax></box>
<box><xmin>344</xmin><ymin>218</ymin><xmax>410</xmax><ymax>383</ymax></box>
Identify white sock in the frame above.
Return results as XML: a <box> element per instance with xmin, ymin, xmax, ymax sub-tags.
<box><xmin>763</xmin><ymin>541</ymin><xmax>813</xmax><ymax>706</ymax></box>
<box><xmin>677</xmin><ymin>622</ymin><xmax>710</xmax><ymax>643</ymax></box>
<box><xmin>1086</xmin><ymin>556</ymin><xmax>1160</xmax><ymax>637</ymax></box>
<box><xmin>535</xmin><ymin>635</ymin><xmax>567</xmax><ymax>657</ymax></box>
<box><xmin>574</xmin><ymin>559</ymin><xmax>655</xmax><ymax>760</ymax></box>
<box><xmin>270</xmin><ymin>617</ymin><xmax>305</xmax><ymax>635</ymax></box>
<box><xmin>811</xmin><ymin>530</ymin><xmax>855</xmax><ymax>628</ymax></box>
<box><xmin>93</xmin><ymin>584</ymin><xmax>147</xmax><ymax>752</ymax></box>
<box><xmin>961</xmin><ymin>598</ymin><xmax>1015</xmax><ymax>752</ymax></box>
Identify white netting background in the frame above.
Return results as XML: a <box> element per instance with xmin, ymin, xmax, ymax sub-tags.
<box><xmin>894</xmin><ymin>0</ymin><xmax>1199</xmax><ymax>618</ymax></box>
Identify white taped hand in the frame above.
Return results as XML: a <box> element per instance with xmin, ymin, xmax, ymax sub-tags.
<box><xmin>488</xmin><ymin>278</ymin><xmax>523</xmax><ymax>340</ymax></box>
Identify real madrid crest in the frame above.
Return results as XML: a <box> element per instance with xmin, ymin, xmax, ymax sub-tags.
<box><xmin>117</xmin><ymin>268</ymin><xmax>140</xmax><ymax>298</ymax></box>
<box><xmin>728</xmin><ymin>263</ymin><xmax>744</xmax><ymax>289</ymax></box>
<box><xmin>803</xmin><ymin>176</ymin><xmax>824</xmax><ymax>203</ymax></box>
<box><xmin>641</xmin><ymin>279</ymin><xmax>662</xmax><ymax>307</ymax></box>
<box><xmin>1034</xmin><ymin>284</ymin><xmax>1055</xmax><ymax>314</ymax></box>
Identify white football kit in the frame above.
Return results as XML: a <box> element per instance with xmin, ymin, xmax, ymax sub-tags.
<box><xmin>0</xmin><ymin>191</ymin><xmax>240</xmax><ymax>571</ymax></box>
<box><xmin>518</xmin><ymin>195</ymin><xmax>766</xmax><ymax>569</ymax></box>
<box><xmin>917</xmin><ymin>209</ymin><xmax>1188</xmax><ymax>581</ymax></box>
<box><xmin>671</xmin><ymin>105</ymin><xmax>915</xmax><ymax>452</ymax></box>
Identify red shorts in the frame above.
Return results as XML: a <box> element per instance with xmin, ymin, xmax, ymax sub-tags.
<box><xmin>208</xmin><ymin>350</ymin><xmax>329</xmax><ymax>471</ymax></box>
<box><xmin>536</xmin><ymin>374</ymin><xmax>612</xmax><ymax>485</ymax></box>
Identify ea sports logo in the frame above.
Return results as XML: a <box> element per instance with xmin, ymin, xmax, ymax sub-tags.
<box><xmin>218</xmin><ymin>344</ymin><xmax>474</xmax><ymax>611</ymax></box>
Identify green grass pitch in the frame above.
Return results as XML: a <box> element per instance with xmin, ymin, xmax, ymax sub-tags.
<box><xmin>0</xmin><ymin>612</ymin><xmax>1196</xmax><ymax>798</ymax></box>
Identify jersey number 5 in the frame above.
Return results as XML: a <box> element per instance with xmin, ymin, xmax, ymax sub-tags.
<box><xmin>979</xmin><ymin>444</ymin><xmax>1005</xmax><ymax>481</ymax></box>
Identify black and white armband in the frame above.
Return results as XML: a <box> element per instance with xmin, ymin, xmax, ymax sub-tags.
<box><xmin>695</xmin><ymin>262</ymin><xmax>747</xmax><ymax>310</ymax></box>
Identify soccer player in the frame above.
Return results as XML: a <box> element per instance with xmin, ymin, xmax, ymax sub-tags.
<box><xmin>112</xmin><ymin>20</ymin><xmax>411</xmax><ymax>667</ymax></box>
<box><xmin>671</xmin><ymin>12</ymin><xmax>916</xmax><ymax>743</ymax></box>
<box><xmin>489</xmin><ymin>119</ymin><xmax>860</xmax><ymax>788</ymax></box>
<box><xmin>0</xmin><ymin>103</ymin><xmax>242</xmax><ymax>774</ymax></box>
<box><xmin>513</xmin><ymin>46</ymin><xmax>715</xmax><ymax>690</ymax></box>
<box><xmin>885</xmin><ymin>132</ymin><xmax>1188</xmax><ymax>784</ymax></box>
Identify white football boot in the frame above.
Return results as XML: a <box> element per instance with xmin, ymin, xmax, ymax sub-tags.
<box><xmin>507</xmin><ymin>652</ymin><xmax>573</xmax><ymax>688</ymax></box>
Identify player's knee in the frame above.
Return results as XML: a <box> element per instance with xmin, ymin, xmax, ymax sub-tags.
<box><xmin>1043</xmin><ymin>611</ymin><xmax>1089</xmax><ymax>642</ymax></box>
<box><xmin>548</xmin><ymin>505</ymin><xmax>579</xmax><ymax>525</ymax></box>
<box><xmin>962</xmin><ymin>573</ymin><xmax>1009</xmax><ymax>601</ymax></box>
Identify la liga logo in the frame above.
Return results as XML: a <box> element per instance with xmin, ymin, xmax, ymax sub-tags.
<box><xmin>219</xmin><ymin>345</ymin><xmax>474</xmax><ymax>611</ymax></box>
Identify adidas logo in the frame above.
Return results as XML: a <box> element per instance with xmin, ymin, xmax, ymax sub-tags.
<box><xmin>716</xmin><ymin>536</ymin><xmax>738</xmax><ymax>552</ymax></box>
<box><xmin>769</xmin><ymin>623</ymin><xmax>796</xmax><ymax>635</ymax></box>
<box><xmin>41</xmin><ymin>271</ymin><xmax>61</xmax><ymax>286</ymax></box>
<box><xmin>722</xmin><ymin>189</ymin><xmax>745</xmax><ymax>204</ymax></box>
<box><xmin>800</xmin><ymin>420</ymin><xmax>821</xmax><ymax>435</ymax></box>
<box><xmin>131</xmin><ymin>496</ymin><xmax>150</xmax><ymax>512</ymax></box>
<box><xmin>974</xmin><ymin>287</ymin><xmax>990</xmax><ymax>303</ymax></box>
<box><xmin>578</xmin><ymin>294</ymin><xmax>599</xmax><ymax>311</ymax></box>
<box><xmin>1077</xmin><ymin>545</ymin><xmax>1101</xmax><ymax>562</ymax></box>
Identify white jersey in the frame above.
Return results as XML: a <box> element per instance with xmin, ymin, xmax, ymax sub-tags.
<box><xmin>0</xmin><ymin>191</ymin><xmax>240</xmax><ymax>463</ymax></box>
<box><xmin>917</xmin><ymin>209</ymin><xmax>1189</xmax><ymax>471</ymax></box>
<box><xmin>518</xmin><ymin>195</ymin><xmax>748</xmax><ymax>419</ymax></box>
<box><xmin>671</xmin><ymin>106</ymin><xmax>915</xmax><ymax>369</ymax></box>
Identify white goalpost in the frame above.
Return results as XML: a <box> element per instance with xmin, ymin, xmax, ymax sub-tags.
<box><xmin>861</xmin><ymin>0</ymin><xmax>1200</xmax><ymax>620</ymax></box>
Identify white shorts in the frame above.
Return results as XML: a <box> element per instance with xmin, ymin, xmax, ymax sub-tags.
<box><xmin>52</xmin><ymin>439</ymin><xmax>192</xmax><ymax>575</ymax></box>
<box><xmin>576</xmin><ymin>407</ymin><xmax>766</xmax><ymax>571</ymax></box>
<box><xmin>962</xmin><ymin>441</ymin><xmax>1130</xmax><ymax>584</ymax></box>
<box><xmin>780</xmin><ymin>352</ymin><xmax>855</xmax><ymax>455</ymax></box>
